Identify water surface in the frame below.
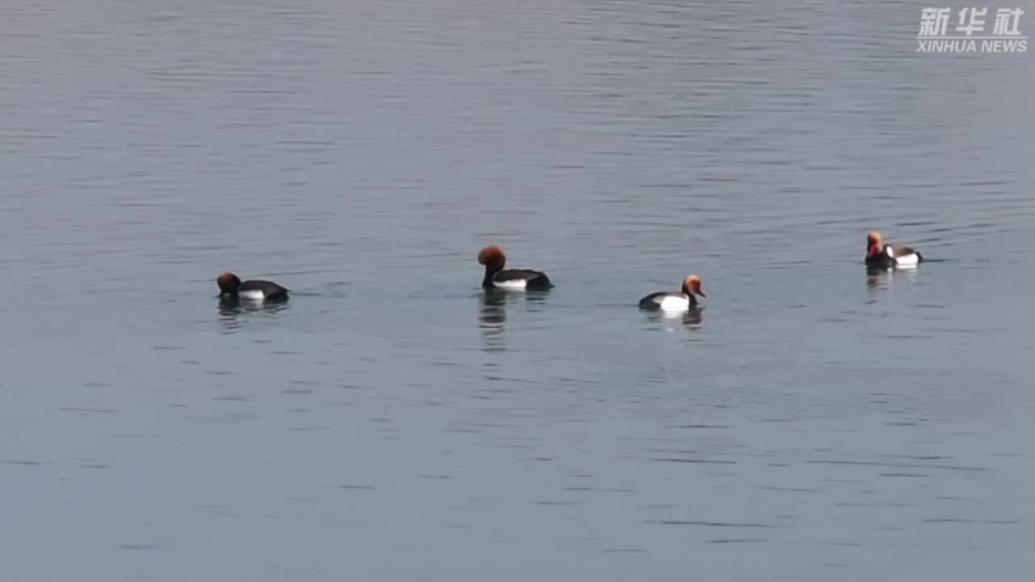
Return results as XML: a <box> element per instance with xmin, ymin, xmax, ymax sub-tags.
<box><xmin>2</xmin><ymin>0</ymin><xmax>1034</xmax><ymax>580</ymax></box>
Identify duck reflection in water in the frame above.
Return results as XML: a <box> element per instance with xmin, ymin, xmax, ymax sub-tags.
<box><xmin>643</xmin><ymin>307</ymin><xmax>703</xmax><ymax>329</ymax></box>
<box><xmin>866</xmin><ymin>267</ymin><xmax>891</xmax><ymax>295</ymax></box>
<box><xmin>218</xmin><ymin>295</ymin><xmax>290</xmax><ymax>332</ymax></box>
<box><xmin>478</xmin><ymin>288</ymin><xmax>551</xmax><ymax>352</ymax></box>
<box><xmin>865</xmin><ymin>265</ymin><xmax>918</xmax><ymax>302</ymax></box>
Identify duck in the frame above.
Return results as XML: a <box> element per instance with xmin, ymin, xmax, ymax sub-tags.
<box><xmin>866</xmin><ymin>232</ymin><xmax>923</xmax><ymax>269</ymax></box>
<box><xmin>639</xmin><ymin>274</ymin><xmax>706</xmax><ymax>312</ymax></box>
<box><xmin>477</xmin><ymin>245</ymin><xmax>553</xmax><ymax>290</ymax></box>
<box><xmin>216</xmin><ymin>272</ymin><xmax>289</xmax><ymax>301</ymax></box>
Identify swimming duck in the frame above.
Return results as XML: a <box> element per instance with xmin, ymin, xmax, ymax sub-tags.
<box><xmin>477</xmin><ymin>245</ymin><xmax>553</xmax><ymax>290</ymax></box>
<box><xmin>639</xmin><ymin>274</ymin><xmax>706</xmax><ymax>312</ymax></box>
<box><xmin>866</xmin><ymin>232</ymin><xmax>923</xmax><ymax>269</ymax></box>
<box><xmin>217</xmin><ymin>272</ymin><xmax>289</xmax><ymax>301</ymax></box>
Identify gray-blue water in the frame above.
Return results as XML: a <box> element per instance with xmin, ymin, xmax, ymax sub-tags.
<box><xmin>2</xmin><ymin>0</ymin><xmax>1034</xmax><ymax>579</ymax></box>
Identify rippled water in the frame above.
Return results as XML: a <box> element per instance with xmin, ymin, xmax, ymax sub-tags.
<box><xmin>2</xmin><ymin>0</ymin><xmax>1034</xmax><ymax>580</ymax></box>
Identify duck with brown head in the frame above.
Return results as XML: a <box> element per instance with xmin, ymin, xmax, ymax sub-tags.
<box><xmin>477</xmin><ymin>245</ymin><xmax>553</xmax><ymax>290</ymax></box>
<box><xmin>217</xmin><ymin>272</ymin><xmax>289</xmax><ymax>302</ymax></box>
<box><xmin>866</xmin><ymin>231</ymin><xmax>923</xmax><ymax>269</ymax></box>
<box><xmin>639</xmin><ymin>274</ymin><xmax>706</xmax><ymax>313</ymax></box>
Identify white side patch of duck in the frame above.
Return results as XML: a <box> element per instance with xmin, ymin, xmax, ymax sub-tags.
<box><xmin>886</xmin><ymin>246</ymin><xmax>920</xmax><ymax>268</ymax></box>
<box><xmin>238</xmin><ymin>289</ymin><xmax>266</xmax><ymax>300</ymax></box>
<box><xmin>657</xmin><ymin>294</ymin><xmax>691</xmax><ymax>312</ymax></box>
<box><xmin>494</xmin><ymin>279</ymin><xmax>528</xmax><ymax>291</ymax></box>
<box><xmin>894</xmin><ymin>253</ymin><xmax>919</xmax><ymax>268</ymax></box>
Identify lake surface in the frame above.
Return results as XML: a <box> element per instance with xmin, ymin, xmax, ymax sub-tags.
<box><xmin>2</xmin><ymin>0</ymin><xmax>1034</xmax><ymax>580</ymax></box>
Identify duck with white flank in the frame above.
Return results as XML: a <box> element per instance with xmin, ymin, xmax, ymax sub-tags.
<box><xmin>639</xmin><ymin>274</ymin><xmax>706</xmax><ymax>313</ymax></box>
<box><xmin>217</xmin><ymin>272</ymin><xmax>289</xmax><ymax>302</ymax></box>
<box><xmin>865</xmin><ymin>232</ymin><xmax>923</xmax><ymax>269</ymax></box>
<box><xmin>477</xmin><ymin>245</ymin><xmax>553</xmax><ymax>290</ymax></box>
